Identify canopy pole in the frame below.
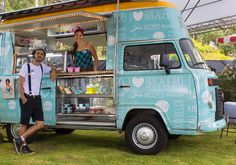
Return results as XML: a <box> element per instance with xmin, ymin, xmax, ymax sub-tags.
<box><xmin>114</xmin><ymin>0</ymin><xmax>120</xmax><ymax>118</ymax></box>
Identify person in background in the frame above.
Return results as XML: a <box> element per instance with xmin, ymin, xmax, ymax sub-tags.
<box><xmin>13</xmin><ymin>48</ymin><xmax>56</xmax><ymax>155</ymax></box>
<box><xmin>71</xmin><ymin>27</ymin><xmax>98</xmax><ymax>71</ymax></box>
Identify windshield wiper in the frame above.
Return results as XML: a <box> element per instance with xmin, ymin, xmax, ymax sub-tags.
<box><xmin>192</xmin><ymin>62</ymin><xmax>205</xmax><ymax>67</ymax></box>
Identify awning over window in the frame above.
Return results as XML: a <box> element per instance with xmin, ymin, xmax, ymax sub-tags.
<box><xmin>217</xmin><ymin>34</ymin><xmax>236</xmax><ymax>44</ymax></box>
<box><xmin>0</xmin><ymin>11</ymin><xmax>107</xmax><ymax>33</ymax></box>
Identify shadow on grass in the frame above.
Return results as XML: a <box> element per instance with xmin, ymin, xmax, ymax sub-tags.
<box><xmin>2</xmin><ymin>128</ymin><xmax>231</xmax><ymax>155</ymax></box>
<box><xmin>33</xmin><ymin>130</ymin><xmax>129</xmax><ymax>153</ymax></box>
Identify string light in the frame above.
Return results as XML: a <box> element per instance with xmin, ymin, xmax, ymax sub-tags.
<box><xmin>0</xmin><ymin>11</ymin><xmax>107</xmax><ymax>33</ymax></box>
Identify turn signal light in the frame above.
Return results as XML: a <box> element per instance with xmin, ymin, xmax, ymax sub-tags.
<box><xmin>208</xmin><ymin>78</ymin><xmax>219</xmax><ymax>86</ymax></box>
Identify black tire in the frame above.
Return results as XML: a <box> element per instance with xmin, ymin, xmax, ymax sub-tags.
<box><xmin>125</xmin><ymin>115</ymin><xmax>168</xmax><ymax>155</ymax></box>
<box><xmin>6</xmin><ymin>123</ymin><xmax>20</xmax><ymax>142</ymax></box>
<box><xmin>168</xmin><ymin>134</ymin><xmax>181</xmax><ymax>140</ymax></box>
<box><xmin>55</xmin><ymin>128</ymin><xmax>75</xmax><ymax>134</ymax></box>
<box><xmin>6</xmin><ymin>123</ymin><xmax>35</xmax><ymax>143</ymax></box>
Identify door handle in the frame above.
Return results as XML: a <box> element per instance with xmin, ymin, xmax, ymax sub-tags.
<box><xmin>41</xmin><ymin>87</ymin><xmax>52</xmax><ymax>90</ymax></box>
<box><xmin>119</xmin><ymin>85</ymin><xmax>131</xmax><ymax>88</ymax></box>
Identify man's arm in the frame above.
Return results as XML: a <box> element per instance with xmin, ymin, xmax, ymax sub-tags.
<box><xmin>19</xmin><ymin>75</ymin><xmax>27</xmax><ymax>104</ymax></box>
<box><xmin>50</xmin><ymin>68</ymin><xmax>57</xmax><ymax>81</ymax></box>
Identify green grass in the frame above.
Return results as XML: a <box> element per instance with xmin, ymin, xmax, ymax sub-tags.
<box><xmin>0</xmin><ymin>128</ymin><xmax>236</xmax><ymax>165</ymax></box>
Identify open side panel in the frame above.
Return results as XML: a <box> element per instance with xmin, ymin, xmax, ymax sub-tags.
<box><xmin>0</xmin><ymin>11</ymin><xmax>108</xmax><ymax>33</ymax></box>
<box><xmin>0</xmin><ymin>11</ymin><xmax>110</xmax><ymax>126</ymax></box>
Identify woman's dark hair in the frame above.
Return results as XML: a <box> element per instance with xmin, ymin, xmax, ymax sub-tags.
<box><xmin>72</xmin><ymin>27</ymin><xmax>85</xmax><ymax>56</ymax></box>
<box><xmin>72</xmin><ymin>42</ymin><xmax>78</xmax><ymax>56</ymax></box>
<box><xmin>73</xmin><ymin>27</ymin><xmax>84</xmax><ymax>36</ymax></box>
<box><xmin>5</xmin><ymin>79</ymin><xmax>10</xmax><ymax>84</ymax></box>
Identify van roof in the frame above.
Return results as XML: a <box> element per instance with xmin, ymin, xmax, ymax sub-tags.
<box><xmin>0</xmin><ymin>0</ymin><xmax>175</xmax><ymax>24</ymax></box>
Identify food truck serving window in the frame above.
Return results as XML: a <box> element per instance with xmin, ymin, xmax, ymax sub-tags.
<box><xmin>0</xmin><ymin>11</ymin><xmax>108</xmax><ymax>74</ymax></box>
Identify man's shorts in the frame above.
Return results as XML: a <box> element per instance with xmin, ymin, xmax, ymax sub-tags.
<box><xmin>19</xmin><ymin>94</ymin><xmax>44</xmax><ymax>125</ymax></box>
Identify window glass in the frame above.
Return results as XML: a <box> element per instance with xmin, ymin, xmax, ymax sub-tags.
<box><xmin>15</xmin><ymin>52</ymin><xmax>65</xmax><ymax>73</ymax></box>
<box><xmin>180</xmin><ymin>39</ymin><xmax>209</xmax><ymax>69</ymax></box>
<box><xmin>124</xmin><ymin>43</ymin><xmax>180</xmax><ymax>71</ymax></box>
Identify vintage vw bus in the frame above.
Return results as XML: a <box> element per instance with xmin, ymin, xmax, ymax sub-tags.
<box><xmin>0</xmin><ymin>0</ymin><xmax>225</xmax><ymax>155</ymax></box>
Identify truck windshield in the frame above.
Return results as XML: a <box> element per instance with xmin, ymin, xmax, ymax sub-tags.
<box><xmin>180</xmin><ymin>39</ymin><xmax>209</xmax><ymax>69</ymax></box>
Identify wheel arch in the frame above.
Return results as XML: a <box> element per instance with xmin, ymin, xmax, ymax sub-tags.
<box><xmin>122</xmin><ymin>108</ymin><xmax>169</xmax><ymax>133</ymax></box>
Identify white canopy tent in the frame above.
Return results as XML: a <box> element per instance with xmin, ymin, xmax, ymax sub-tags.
<box><xmin>165</xmin><ymin>0</ymin><xmax>236</xmax><ymax>34</ymax></box>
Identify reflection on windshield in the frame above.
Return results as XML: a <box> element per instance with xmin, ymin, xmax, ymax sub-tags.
<box><xmin>180</xmin><ymin>39</ymin><xmax>209</xmax><ymax>69</ymax></box>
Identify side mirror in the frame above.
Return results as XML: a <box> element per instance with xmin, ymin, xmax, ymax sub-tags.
<box><xmin>160</xmin><ymin>54</ymin><xmax>170</xmax><ymax>74</ymax></box>
<box><xmin>208</xmin><ymin>65</ymin><xmax>216</xmax><ymax>73</ymax></box>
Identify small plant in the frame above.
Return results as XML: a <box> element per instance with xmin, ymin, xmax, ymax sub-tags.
<box><xmin>218</xmin><ymin>60</ymin><xmax>236</xmax><ymax>101</ymax></box>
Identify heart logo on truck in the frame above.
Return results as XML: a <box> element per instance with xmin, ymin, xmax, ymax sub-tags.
<box><xmin>133</xmin><ymin>11</ymin><xmax>143</xmax><ymax>21</ymax></box>
<box><xmin>153</xmin><ymin>31</ymin><xmax>165</xmax><ymax>40</ymax></box>
<box><xmin>132</xmin><ymin>77</ymin><xmax>144</xmax><ymax>88</ymax></box>
<box><xmin>156</xmin><ymin>100</ymin><xmax>169</xmax><ymax>112</ymax></box>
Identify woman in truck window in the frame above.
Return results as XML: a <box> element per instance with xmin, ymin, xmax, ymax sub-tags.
<box><xmin>71</xmin><ymin>27</ymin><xmax>98</xmax><ymax>71</ymax></box>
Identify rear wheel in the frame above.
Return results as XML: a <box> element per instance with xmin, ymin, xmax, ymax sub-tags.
<box><xmin>6</xmin><ymin>123</ymin><xmax>35</xmax><ymax>143</ymax></box>
<box><xmin>125</xmin><ymin>115</ymin><xmax>168</xmax><ymax>155</ymax></box>
<box><xmin>6</xmin><ymin>123</ymin><xmax>20</xmax><ymax>142</ymax></box>
<box><xmin>55</xmin><ymin>128</ymin><xmax>75</xmax><ymax>134</ymax></box>
<box><xmin>168</xmin><ymin>134</ymin><xmax>181</xmax><ymax>140</ymax></box>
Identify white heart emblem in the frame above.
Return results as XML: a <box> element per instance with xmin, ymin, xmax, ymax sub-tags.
<box><xmin>133</xmin><ymin>11</ymin><xmax>143</xmax><ymax>22</ymax></box>
<box><xmin>8</xmin><ymin>100</ymin><xmax>16</xmax><ymax>110</ymax></box>
<box><xmin>132</xmin><ymin>77</ymin><xmax>144</xmax><ymax>88</ymax></box>
<box><xmin>153</xmin><ymin>31</ymin><xmax>165</xmax><ymax>40</ymax></box>
<box><xmin>156</xmin><ymin>100</ymin><xmax>169</xmax><ymax>112</ymax></box>
<box><xmin>43</xmin><ymin>101</ymin><xmax>52</xmax><ymax>111</ymax></box>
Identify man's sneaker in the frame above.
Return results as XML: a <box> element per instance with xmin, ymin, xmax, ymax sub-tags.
<box><xmin>13</xmin><ymin>138</ymin><xmax>23</xmax><ymax>154</ymax></box>
<box><xmin>21</xmin><ymin>145</ymin><xmax>35</xmax><ymax>155</ymax></box>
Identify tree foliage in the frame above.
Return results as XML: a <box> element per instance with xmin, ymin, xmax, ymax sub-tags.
<box><xmin>193</xmin><ymin>39</ymin><xmax>233</xmax><ymax>60</ymax></box>
<box><xmin>5</xmin><ymin>0</ymin><xmax>71</xmax><ymax>12</ymax></box>
<box><xmin>194</xmin><ymin>28</ymin><xmax>236</xmax><ymax>57</ymax></box>
<box><xmin>6</xmin><ymin>0</ymin><xmax>35</xmax><ymax>12</ymax></box>
<box><xmin>218</xmin><ymin>61</ymin><xmax>236</xmax><ymax>101</ymax></box>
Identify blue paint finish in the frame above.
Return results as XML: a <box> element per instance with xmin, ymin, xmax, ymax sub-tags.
<box><xmin>40</xmin><ymin>76</ymin><xmax>56</xmax><ymax>125</ymax></box>
<box><xmin>117</xmin><ymin>8</ymin><xmax>189</xmax><ymax>41</ymax></box>
<box><xmin>0</xmin><ymin>32</ymin><xmax>14</xmax><ymax>75</ymax></box>
<box><xmin>199</xmin><ymin>118</ymin><xmax>226</xmax><ymax>132</ymax></box>
<box><xmin>106</xmin><ymin>7</ymin><xmax>189</xmax><ymax>70</ymax></box>
<box><xmin>190</xmin><ymin>69</ymin><xmax>221</xmax><ymax>131</ymax></box>
<box><xmin>0</xmin><ymin>75</ymin><xmax>56</xmax><ymax>125</ymax></box>
<box><xmin>116</xmin><ymin>43</ymin><xmax>198</xmax><ymax>133</ymax></box>
<box><xmin>0</xmin><ymin>5</ymin><xmax>226</xmax><ymax>135</ymax></box>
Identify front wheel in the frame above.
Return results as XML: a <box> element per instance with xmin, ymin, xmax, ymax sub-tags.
<box><xmin>125</xmin><ymin>115</ymin><xmax>168</xmax><ymax>155</ymax></box>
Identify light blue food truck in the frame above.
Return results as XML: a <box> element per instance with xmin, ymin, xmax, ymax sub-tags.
<box><xmin>0</xmin><ymin>0</ymin><xmax>225</xmax><ymax>154</ymax></box>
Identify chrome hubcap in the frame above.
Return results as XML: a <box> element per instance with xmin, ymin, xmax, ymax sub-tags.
<box><xmin>11</xmin><ymin>124</ymin><xmax>20</xmax><ymax>138</ymax></box>
<box><xmin>132</xmin><ymin>123</ymin><xmax>157</xmax><ymax>149</ymax></box>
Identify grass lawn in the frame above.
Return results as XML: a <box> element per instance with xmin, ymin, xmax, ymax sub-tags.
<box><xmin>0</xmin><ymin>128</ymin><xmax>236</xmax><ymax>165</ymax></box>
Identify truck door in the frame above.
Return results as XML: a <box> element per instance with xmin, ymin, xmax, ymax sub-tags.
<box><xmin>117</xmin><ymin>42</ymin><xmax>198</xmax><ymax>130</ymax></box>
<box><xmin>40</xmin><ymin>76</ymin><xmax>56</xmax><ymax>125</ymax></box>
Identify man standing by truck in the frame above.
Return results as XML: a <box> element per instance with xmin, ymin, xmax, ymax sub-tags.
<box><xmin>13</xmin><ymin>48</ymin><xmax>56</xmax><ymax>154</ymax></box>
